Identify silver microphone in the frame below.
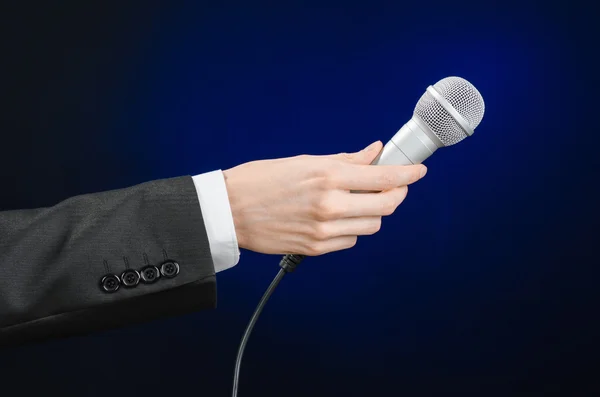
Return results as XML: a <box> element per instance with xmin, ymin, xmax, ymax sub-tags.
<box><xmin>372</xmin><ymin>76</ymin><xmax>485</xmax><ymax>166</ymax></box>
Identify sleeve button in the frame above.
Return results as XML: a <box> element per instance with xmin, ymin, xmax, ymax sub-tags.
<box><xmin>100</xmin><ymin>274</ymin><xmax>120</xmax><ymax>293</ymax></box>
<box><xmin>160</xmin><ymin>261</ymin><xmax>180</xmax><ymax>278</ymax></box>
<box><xmin>120</xmin><ymin>269</ymin><xmax>141</xmax><ymax>288</ymax></box>
<box><xmin>140</xmin><ymin>265</ymin><xmax>160</xmax><ymax>284</ymax></box>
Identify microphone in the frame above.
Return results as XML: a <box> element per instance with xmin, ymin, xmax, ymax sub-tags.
<box><xmin>232</xmin><ymin>76</ymin><xmax>486</xmax><ymax>397</ymax></box>
<box><xmin>372</xmin><ymin>76</ymin><xmax>485</xmax><ymax>166</ymax></box>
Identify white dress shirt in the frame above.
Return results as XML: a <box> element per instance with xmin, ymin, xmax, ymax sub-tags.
<box><xmin>192</xmin><ymin>170</ymin><xmax>240</xmax><ymax>273</ymax></box>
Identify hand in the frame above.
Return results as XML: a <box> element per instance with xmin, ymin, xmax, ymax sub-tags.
<box><xmin>222</xmin><ymin>141</ymin><xmax>427</xmax><ymax>256</ymax></box>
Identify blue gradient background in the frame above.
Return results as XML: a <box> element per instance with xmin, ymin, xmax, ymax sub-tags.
<box><xmin>0</xmin><ymin>1</ymin><xmax>598</xmax><ymax>395</ymax></box>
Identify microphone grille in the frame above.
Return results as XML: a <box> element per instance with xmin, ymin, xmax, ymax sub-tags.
<box><xmin>413</xmin><ymin>77</ymin><xmax>485</xmax><ymax>146</ymax></box>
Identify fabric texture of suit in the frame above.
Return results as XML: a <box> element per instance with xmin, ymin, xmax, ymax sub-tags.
<box><xmin>0</xmin><ymin>176</ymin><xmax>216</xmax><ymax>347</ymax></box>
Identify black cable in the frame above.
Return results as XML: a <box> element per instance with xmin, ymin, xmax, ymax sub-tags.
<box><xmin>232</xmin><ymin>254</ymin><xmax>305</xmax><ymax>397</ymax></box>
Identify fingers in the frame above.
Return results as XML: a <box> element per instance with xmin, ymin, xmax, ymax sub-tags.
<box><xmin>330</xmin><ymin>163</ymin><xmax>427</xmax><ymax>191</ymax></box>
<box><xmin>303</xmin><ymin>235</ymin><xmax>358</xmax><ymax>256</ymax></box>
<box><xmin>316</xmin><ymin>141</ymin><xmax>425</xmax><ymax>190</ymax></box>
<box><xmin>309</xmin><ymin>216</ymin><xmax>382</xmax><ymax>240</ymax></box>
<box><xmin>301</xmin><ymin>217</ymin><xmax>384</xmax><ymax>256</ymax></box>
<box><xmin>323</xmin><ymin>141</ymin><xmax>384</xmax><ymax>165</ymax></box>
<box><xmin>313</xmin><ymin>186</ymin><xmax>410</xmax><ymax>219</ymax></box>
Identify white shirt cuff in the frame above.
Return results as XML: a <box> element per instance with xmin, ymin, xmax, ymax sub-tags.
<box><xmin>192</xmin><ymin>170</ymin><xmax>240</xmax><ymax>273</ymax></box>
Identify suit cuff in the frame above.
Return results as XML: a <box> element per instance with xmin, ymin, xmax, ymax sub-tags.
<box><xmin>192</xmin><ymin>170</ymin><xmax>240</xmax><ymax>273</ymax></box>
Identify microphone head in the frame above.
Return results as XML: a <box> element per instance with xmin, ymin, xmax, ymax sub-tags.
<box><xmin>413</xmin><ymin>77</ymin><xmax>485</xmax><ymax>146</ymax></box>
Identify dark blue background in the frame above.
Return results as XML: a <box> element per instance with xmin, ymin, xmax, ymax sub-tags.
<box><xmin>1</xmin><ymin>1</ymin><xmax>598</xmax><ymax>395</ymax></box>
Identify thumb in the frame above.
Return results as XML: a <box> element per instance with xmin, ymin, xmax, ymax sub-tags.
<box><xmin>331</xmin><ymin>141</ymin><xmax>383</xmax><ymax>164</ymax></box>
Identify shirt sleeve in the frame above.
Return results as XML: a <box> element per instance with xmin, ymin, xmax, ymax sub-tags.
<box><xmin>192</xmin><ymin>170</ymin><xmax>240</xmax><ymax>273</ymax></box>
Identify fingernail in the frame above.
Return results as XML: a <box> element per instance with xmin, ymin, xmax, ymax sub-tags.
<box><xmin>363</xmin><ymin>141</ymin><xmax>380</xmax><ymax>152</ymax></box>
<box><xmin>420</xmin><ymin>166</ymin><xmax>428</xmax><ymax>178</ymax></box>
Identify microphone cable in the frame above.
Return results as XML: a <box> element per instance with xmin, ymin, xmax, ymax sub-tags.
<box><xmin>231</xmin><ymin>253</ymin><xmax>305</xmax><ymax>397</ymax></box>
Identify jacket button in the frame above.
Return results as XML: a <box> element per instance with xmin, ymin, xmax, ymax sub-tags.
<box><xmin>121</xmin><ymin>269</ymin><xmax>140</xmax><ymax>288</ymax></box>
<box><xmin>160</xmin><ymin>261</ymin><xmax>180</xmax><ymax>278</ymax></box>
<box><xmin>100</xmin><ymin>274</ymin><xmax>120</xmax><ymax>293</ymax></box>
<box><xmin>140</xmin><ymin>265</ymin><xmax>160</xmax><ymax>284</ymax></box>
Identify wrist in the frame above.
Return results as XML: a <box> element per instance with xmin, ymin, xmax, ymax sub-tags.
<box><xmin>222</xmin><ymin>168</ymin><xmax>248</xmax><ymax>250</ymax></box>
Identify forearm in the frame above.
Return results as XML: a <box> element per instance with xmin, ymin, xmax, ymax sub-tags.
<box><xmin>0</xmin><ymin>176</ymin><xmax>216</xmax><ymax>346</ymax></box>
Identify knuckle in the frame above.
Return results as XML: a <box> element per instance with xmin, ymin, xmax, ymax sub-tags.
<box><xmin>398</xmin><ymin>185</ymin><xmax>409</xmax><ymax>202</ymax></box>
<box><xmin>314</xmin><ymin>167</ymin><xmax>337</xmax><ymax>190</ymax></box>
<box><xmin>398</xmin><ymin>185</ymin><xmax>409</xmax><ymax>199</ymax></box>
<box><xmin>382</xmin><ymin>206</ymin><xmax>395</xmax><ymax>216</ymax></box>
<box><xmin>304</xmin><ymin>242</ymin><xmax>325</xmax><ymax>256</ymax></box>
<box><xmin>381</xmin><ymin>198</ymin><xmax>397</xmax><ymax>215</ymax></box>
<box><xmin>367</xmin><ymin>218</ymin><xmax>382</xmax><ymax>234</ymax></box>
<box><xmin>314</xmin><ymin>195</ymin><xmax>340</xmax><ymax>220</ymax></box>
<box><xmin>346</xmin><ymin>236</ymin><xmax>358</xmax><ymax>249</ymax></box>
<box><xmin>311</xmin><ymin>222</ymin><xmax>331</xmax><ymax>240</ymax></box>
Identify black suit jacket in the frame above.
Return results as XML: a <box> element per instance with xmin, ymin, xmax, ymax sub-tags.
<box><xmin>0</xmin><ymin>176</ymin><xmax>216</xmax><ymax>347</ymax></box>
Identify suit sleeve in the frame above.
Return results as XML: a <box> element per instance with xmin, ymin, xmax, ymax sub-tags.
<box><xmin>0</xmin><ymin>176</ymin><xmax>216</xmax><ymax>347</ymax></box>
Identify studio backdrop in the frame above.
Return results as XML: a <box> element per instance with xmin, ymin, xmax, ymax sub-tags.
<box><xmin>0</xmin><ymin>1</ymin><xmax>598</xmax><ymax>396</ymax></box>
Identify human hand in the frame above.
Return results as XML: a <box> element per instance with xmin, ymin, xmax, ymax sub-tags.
<box><xmin>222</xmin><ymin>141</ymin><xmax>427</xmax><ymax>256</ymax></box>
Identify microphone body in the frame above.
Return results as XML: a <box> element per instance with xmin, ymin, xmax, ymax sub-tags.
<box><xmin>351</xmin><ymin>118</ymin><xmax>438</xmax><ymax>193</ymax></box>
<box><xmin>371</xmin><ymin>116</ymin><xmax>442</xmax><ymax>166</ymax></box>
